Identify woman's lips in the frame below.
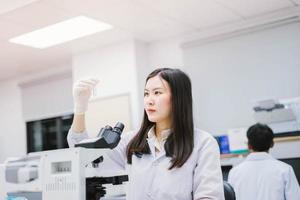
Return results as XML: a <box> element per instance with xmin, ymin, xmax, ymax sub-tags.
<box><xmin>147</xmin><ymin>109</ymin><xmax>156</xmax><ymax>113</ymax></box>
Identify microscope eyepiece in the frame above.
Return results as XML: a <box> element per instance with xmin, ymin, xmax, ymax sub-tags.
<box><xmin>113</xmin><ymin>122</ymin><xmax>124</xmax><ymax>134</ymax></box>
<box><xmin>76</xmin><ymin>122</ymin><xmax>125</xmax><ymax>149</ymax></box>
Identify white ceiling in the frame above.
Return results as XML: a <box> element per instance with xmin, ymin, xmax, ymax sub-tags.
<box><xmin>0</xmin><ymin>0</ymin><xmax>298</xmax><ymax>81</ymax></box>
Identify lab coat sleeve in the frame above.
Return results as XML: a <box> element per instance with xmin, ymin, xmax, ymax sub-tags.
<box><xmin>193</xmin><ymin>135</ymin><xmax>225</xmax><ymax>200</ymax></box>
<box><xmin>285</xmin><ymin>166</ymin><xmax>300</xmax><ymax>200</ymax></box>
<box><xmin>227</xmin><ymin>167</ymin><xmax>236</xmax><ymax>187</ymax></box>
<box><xmin>67</xmin><ymin>129</ymin><xmax>89</xmax><ymax>147</ymax></box>
<box><xmin>67</xmin><ymin>128</ymin><xmax>136</xmax><ymax>170</ymax></box>
<box><xmin>104</xmin><ymin>131</ymin><xmax>136</xmax><ymax>170</ymax></box>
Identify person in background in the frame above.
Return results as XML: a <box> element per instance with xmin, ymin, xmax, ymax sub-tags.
<box><xmin>68</xmin><ymin>68</ymin><xmax>225</xmax><ymax>200</ymax></box>
<box><xmin>228</xmin><ymin>123</ymin><xmax>300</xmax><ymax>200</ymax></box>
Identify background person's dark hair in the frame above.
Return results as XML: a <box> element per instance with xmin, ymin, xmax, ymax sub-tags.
<box><xmin>127</xmin><ymin>68</ymin><xmax>194</xmax><ymax>170</ymax></box>
<box><xmin>247</xmin><ymin>123</ymin><xmax>274</xmax><ymax>152</ymax></box>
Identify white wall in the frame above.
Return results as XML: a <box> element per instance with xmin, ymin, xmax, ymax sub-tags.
<box><xmin>183</xmin><ymin>21</ymin><xmax>300</xmax><ymax>135</ymax></box>
<box><xmin>0</xmin><ymin>79</ymin><xmax>25</xmax><ymax>162</ymax></box>
<box><xmin>0</xmin><ymin>66</ymin><xmax>72</xmax><ymax>162</ymax></box>
<box><xmin>20</xmin><ymin>69</ymin><xmax>73</xmax><ymax>121</ymax></box>
<box><xmin>148</xmin><ymin>38</ymin><xmax>184</xmax><ymax>68</ymax></box>
<box><xmin>72</xmin><ymin>40</ymin><xmax>141</xmax><ymax>129</ymax></box>
<box><xmin>135</xmin><ymin>38</ymin><xmax>185</xmax><ymax>114</ymax></box>
<box><xmin>134</xmin><ymin>40</ymin><xmax>150</xmax><ymax>119</ymax></box>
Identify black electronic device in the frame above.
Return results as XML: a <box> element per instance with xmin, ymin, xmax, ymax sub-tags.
<box><xmin>86</xmin><ymin>175</ymin><xmax>128</xmax><ymax>200</ymax></box>
<box><xmin>75</xmin><ymin>122</ymin><xmax>124</xmax><ymax>149</ymax></box>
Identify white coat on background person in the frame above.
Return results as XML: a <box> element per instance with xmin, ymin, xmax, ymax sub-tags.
<box><xmin>228</xmin><ymin>123</ymin><xmax>300</xmax><ymax>200</ymax></box>
<box><xmin>228</xmin><ymin>152</ymin><xmax>300</xmax><ymax>200</ymax></box>
<box><xmin>68</xmin><ymin>68</ymin><xmax>225</xmax><ymax>200</ymax></box>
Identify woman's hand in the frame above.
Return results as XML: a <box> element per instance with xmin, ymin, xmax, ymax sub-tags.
<box><xmin>73</xmin><ymin>78</ymin><xmax>99</xmax><ymax>115</ymax></box>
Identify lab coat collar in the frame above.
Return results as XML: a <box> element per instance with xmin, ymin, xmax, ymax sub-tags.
<box><xmin>147</xmin><ymin>126</ymin><xmax>171</xmax><ymax>141</ymax></box>
<box><xmin>246</xmin><ymin>152</ymin><xmax>274</xmax><ymax>161</ymax></box>
<box><xmin>146</xmin><ymin>126</ymin><xmax>171</xmax><ymax>159</ymax></box>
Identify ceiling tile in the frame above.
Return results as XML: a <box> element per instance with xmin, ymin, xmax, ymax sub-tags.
<box><xmin>0</xmin><ymin>18</ymin><xmax>28</xmax><ymax>39</ymax></box>
<box><xmin>2</xmin><ymin>0</ymin><xmax>75</xmax><ymax>33</ymax></box>
<box><xmin>133</xmin><ymin>18</ymin><xmax>195</xmax><ymax>42</ymax></box>
<box><xmin>48</xmin><ymin>0</ymin><xmax>192</xmax><ymax>34</ymax></box>
<box><xmin>134</xmin><ymin>0</ymin><xmax>242</xmax><ymax>29</ymax></box>
<box><xmin>0</xmin><ymin>0</ymin><xmax>39</xmax><ymax>15</ymax></box>
<box><xmin>215</xmin><ymin>0</ymin><xmax>294</xmax><ymax>18</ymax></box>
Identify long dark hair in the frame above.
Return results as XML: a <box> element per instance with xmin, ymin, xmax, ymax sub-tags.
<box><xmin>126</xmin><ymin>68</ymin><xmax>194</xmax><ymax>169</ymax></box>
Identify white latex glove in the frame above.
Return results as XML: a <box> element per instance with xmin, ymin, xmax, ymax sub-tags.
<box><xmin>73</xmin><ymin>78</ymin><xmax>99</xmax><ymax>115</ymax></box>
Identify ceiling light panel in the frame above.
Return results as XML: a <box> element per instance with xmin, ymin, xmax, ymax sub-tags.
<box><xmin>9</xmin><ymin>16</ymin><xmax>113</xmax><ymax>48</ymax></box>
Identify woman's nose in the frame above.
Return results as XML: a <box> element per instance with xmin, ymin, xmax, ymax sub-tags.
<box><xmin>148</xmin><ymin>100</ymin><xmax>154</xmax><ymax>106</ymax></box>
<box><xmin>145</xmin><ymin>96</ymin><xmax>154</xmax><ymax>106</ymax></box>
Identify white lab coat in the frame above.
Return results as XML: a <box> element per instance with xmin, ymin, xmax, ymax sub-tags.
<box><xmin>228</xmin><ymin>152</ymin><xmax>300</xmax><ymax>200</ymax></box>
<box><xmin>68</xmin><ymin>128</ymin><xmax>225</xmax><ymax>200</ymax></box>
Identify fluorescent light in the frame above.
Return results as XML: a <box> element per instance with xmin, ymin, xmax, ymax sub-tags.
<box><xmin>9</xmin><ymin>16</ymin><xmax>113</xmax><ymax>49</ymax></box>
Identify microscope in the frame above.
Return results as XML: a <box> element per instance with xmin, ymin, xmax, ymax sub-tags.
<box><xmin>0</xmin><ymin>122</ymin><xmax>128</xmax><ymax>200</ymax></box>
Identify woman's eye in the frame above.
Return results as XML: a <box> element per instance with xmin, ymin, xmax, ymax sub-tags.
<box><xmin>155</xmin><ymin>91</ymin><xmax>162</xmax><ymax>95</ymax></box>
<box><xmin>144</xmin><ymin>92</ymin><xmax>149</xmax><ymax>97</ymax></box>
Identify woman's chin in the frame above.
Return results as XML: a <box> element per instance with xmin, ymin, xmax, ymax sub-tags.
<box><xmin>147</xmin><ymin>117</ymin><xmax>158</xmax><ymax>123</ymax></box>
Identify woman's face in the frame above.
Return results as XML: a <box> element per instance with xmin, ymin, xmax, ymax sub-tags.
<box><xmin>144</xmin><ymin>75</ymin><xmax>172</xmax><ymax>127</ymax></box>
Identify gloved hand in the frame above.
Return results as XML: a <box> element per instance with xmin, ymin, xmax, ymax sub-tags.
<box><xmin>73</xmin><ymin>78</ymin><xmax>99</xmax><ymax>115</ymax></box>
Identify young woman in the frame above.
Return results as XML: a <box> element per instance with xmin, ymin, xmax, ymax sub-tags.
<box><xmin>68</xmin><ymin>68</ymin><xmax>224</xmax><ymax>200</ymax></box>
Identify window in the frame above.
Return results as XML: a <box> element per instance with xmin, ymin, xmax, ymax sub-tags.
<box><xmin>26</xmin><ymin>114</ymin><xmax>73</xmax><ymax>153</ymax></box>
